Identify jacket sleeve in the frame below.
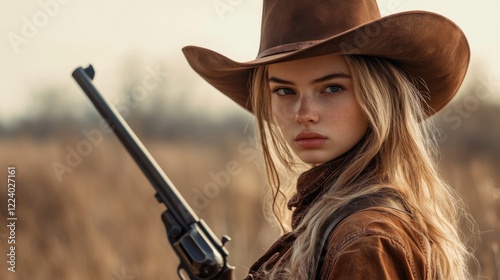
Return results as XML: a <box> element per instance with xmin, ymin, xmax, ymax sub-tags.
<box><xmin>320</xmin><ymin>233</ymin><xmax>423</xmax><ymax>280</ymax></box>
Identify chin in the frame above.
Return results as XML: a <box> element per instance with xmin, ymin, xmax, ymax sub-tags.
<box><xmin>297</xmin><ymin>152</ymin><xmax>338</xmax><ymax>166</ymax></box>
<box><xmin>301</xmin><ymin>157</ymin><xmax>324</xmax><ymax>165</ymax></box>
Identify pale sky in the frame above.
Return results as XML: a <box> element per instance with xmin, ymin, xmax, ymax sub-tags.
<box><xmin>1</xmin><ymin>0</ymin><xmax>499</xmax><ymax>122</ymax></box>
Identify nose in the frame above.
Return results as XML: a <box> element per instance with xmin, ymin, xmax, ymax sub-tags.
<box><xmin>295</xmin><ymin>95</ymin><xmax>319</xmax><ymax>125</ymax></box>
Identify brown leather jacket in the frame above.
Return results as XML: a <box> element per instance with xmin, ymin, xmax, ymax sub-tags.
<box><xmin>244</xmin><ymin>150</ymin><xmax>430</xmax><ymax>279</ymax></box>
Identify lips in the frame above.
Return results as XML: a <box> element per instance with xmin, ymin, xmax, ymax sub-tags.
<box><xmin>294</xmin><ymin>131</ymin><xmax>327</xmax><ymax>149</ymax></box>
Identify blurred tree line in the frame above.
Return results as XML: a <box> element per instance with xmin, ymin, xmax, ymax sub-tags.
<box><xmin>0</xmin><ymin>59</ymin><xmax>252</xmax><ymax>149</ymax></box>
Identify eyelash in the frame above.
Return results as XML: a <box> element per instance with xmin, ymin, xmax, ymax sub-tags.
<box><xmin>324</xmin><ymin>84</ymin><xmax>344</xmax><ymax>93</ymax></box>
<box><xmin>271</xmin><ymin>84</ymin><xmax>344</xmax><ymax>96</ymax></box>
<box><xmin>271</xmin><ymin>87</ymin><xmax>295</xmax><ymax>96</ymax></box>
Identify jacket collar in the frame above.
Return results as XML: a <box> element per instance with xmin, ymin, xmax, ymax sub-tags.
<box><xmin>288</xmin><ymin>144</ymin><xmax>360</xmax><ymax>229</ymax></box>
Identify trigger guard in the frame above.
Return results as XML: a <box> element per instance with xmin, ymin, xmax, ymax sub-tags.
<box><xmin>177</xmin><ymin>264</ymin><xmax>188</xmax><ymax>280</ymax></box>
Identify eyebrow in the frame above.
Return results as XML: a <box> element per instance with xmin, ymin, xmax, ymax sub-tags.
<box><xmin>268</xmin><ymin>72</ymin><xmax>351</xmax><ymax>85</ymax></box>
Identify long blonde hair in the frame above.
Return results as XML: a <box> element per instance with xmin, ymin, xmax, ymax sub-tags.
<box><xmin>250</xmin><ymin>55</ymin><xmax>474</xmax><ymax>279</ymax></box>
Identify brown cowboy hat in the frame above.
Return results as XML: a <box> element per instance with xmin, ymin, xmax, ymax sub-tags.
<box><xmin>182</xmin><ymin>0</ymin><xmax>470</xmax><ymax>115</ymax></box>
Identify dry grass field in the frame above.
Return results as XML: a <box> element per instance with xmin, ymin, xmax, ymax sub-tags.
<box><xmin>0</xmin><ymin>135</ymin><xmax>281</xmax><ymax>280</ymax></box>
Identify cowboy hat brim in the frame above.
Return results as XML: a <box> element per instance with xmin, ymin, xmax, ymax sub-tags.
<box><xmin>182</xmin><ymin>11</ymin><xmax>470</xmax><ymax>115</ymax></box>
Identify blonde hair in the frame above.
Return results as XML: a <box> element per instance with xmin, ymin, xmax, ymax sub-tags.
<box><xmin>250</xmin><ymin>55</ymin><xmax>474</xmax><ymax>279</ymax></box>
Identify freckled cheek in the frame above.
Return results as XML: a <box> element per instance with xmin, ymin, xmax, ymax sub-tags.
<box><xmin>271</xmin><ymin>103</ymin><xmax>294</xmax><ymax>139</ymax></box>
<box><xmin>323</xmin><ymin>111</ymin><xmax>347</xmax><ymax>131</ymax></box>
<box><xmin>272</xmin><ymin>110</ymin><xmax>289</xmax><ymax>132</ymax></box>
<box><xmin>341</xmin><ymin>105</ymin><xmax>368</xmax><ymax>137</ymax></box>
<box><xmin>324</xmin><ymin>102</ymin><xmax>367</xmax><ymax>134</ymax></box>
<box><xmin>271</xmin><ymin>98</ymin><xmax>292</xmax><ymax>124</ymax></box>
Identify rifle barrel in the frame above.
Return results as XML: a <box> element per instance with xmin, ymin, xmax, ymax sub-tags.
<box><xmin>72</xmin><ymin>66</ymin><xmax>199</xmax><ymax>228</ymax></box>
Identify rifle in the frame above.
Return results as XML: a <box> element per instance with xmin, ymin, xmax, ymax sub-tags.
<box><xmin>72</xmin><ymin>65</ymin><xmax>235</xmax><ymax>280</ymax></box>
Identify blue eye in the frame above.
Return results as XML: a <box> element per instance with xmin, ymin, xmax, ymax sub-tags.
<box><xmin>273</xmin><ymin>88</ymin><xmax>295</xmax><ymax>96</ymax></box>
<box><xmin>324</xmin><ymin>85</ymin><xmax>343</xmax><ymax>93</ymax></box>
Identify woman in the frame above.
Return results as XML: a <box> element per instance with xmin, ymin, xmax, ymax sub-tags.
<box><xmin>183</xmin><ymin>0</ymin><xmax>474</xmax><ymax>279</ymax></box>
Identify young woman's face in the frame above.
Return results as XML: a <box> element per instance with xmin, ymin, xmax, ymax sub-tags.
<box><xmin>268</xmin><ymin>54</ymin><xmax>368</xmax><ymax>165</ymax></box>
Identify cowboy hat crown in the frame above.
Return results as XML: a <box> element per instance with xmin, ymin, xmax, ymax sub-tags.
<box><xmin>258</xmin><ymin>0</ymin><xmax>381</xmax><ymax>57</ymax></box>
